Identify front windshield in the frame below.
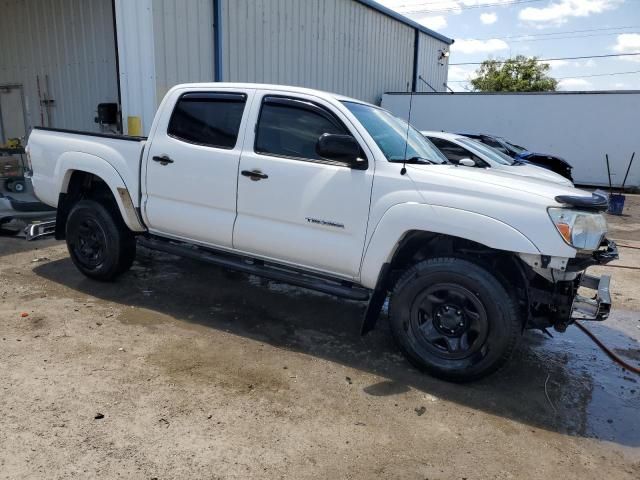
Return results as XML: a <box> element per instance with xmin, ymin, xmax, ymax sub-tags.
<box><xmin>458</xmin><ymin>138</ymin><xmax>515</xmax><ymax>165</ymax></box>
<box><xmin>501</xmin><ymin>138</ymin><xmax>527</xmax><ymax>154</ymax></box>
<box><xmin>342</xmin><ymin>101</ymin><xmax>448</xmax><ymax>164</ymax></box>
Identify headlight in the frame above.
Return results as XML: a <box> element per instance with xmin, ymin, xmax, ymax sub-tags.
<box><xmin>548</xmin><ymin>208</ymin><xmax>607</xmax><ymax>251</ymax></box>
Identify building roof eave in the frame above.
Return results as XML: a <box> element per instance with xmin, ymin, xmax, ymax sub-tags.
<box><xmin>354</xmin><ymin>0</ymin><xmax>454</xmax><ymax>45</ymax></box>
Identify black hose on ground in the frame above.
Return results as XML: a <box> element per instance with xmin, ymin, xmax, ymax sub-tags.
<box><xmin>575</xmin><ymin>321</ymin><xmax>640</xmax><ymax>375</ymax></box>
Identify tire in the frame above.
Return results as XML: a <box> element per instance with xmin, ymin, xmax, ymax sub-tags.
<box><xmin>65</xmin><ymin>199</ymin><xmax>136</xmax><ymax>281</ymax></box>
<box><xmin>12</xmin><ymin>181</ymin><xmax>26</xmax><ymax>193</ymax></box>
<box><xmin>389</xmin><ymin>257</ymin><xmax>521</xmax><ymax>382</ymax></box>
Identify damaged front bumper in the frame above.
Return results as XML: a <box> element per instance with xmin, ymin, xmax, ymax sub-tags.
<box><xmin>570</xmin><ymin>239</ymin><xmax>617</xmax><ymax>321</ymax></box>
<box><xmin>520</xmin><ymin>239</ymin><xmax>618</xmax><ymax>330</ymax></box>
<box><xmin>571</xmin><ymin>273</ymin><xmax>612</xmax><ymax>321</ymax></box>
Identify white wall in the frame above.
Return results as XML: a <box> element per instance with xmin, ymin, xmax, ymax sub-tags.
<box><xmin>114</xmin><ymin>0</ymin><xmax>157</xmax><ymax>135</ymax></box>
<box><xmin>382</xmin><ymin>92</ymin><xmax>640</xmax><ymax>187</ymax></box>
<box><xmin>415</xmin><ymin>31</ymin><xmax>449</xmax><ymax>93</ymax></box>
<box><xmin>152</xmin><ymin>0</ymin><xmax>215</xmax><ymax>105</ymax></box>
<box><xmin>0</xmin><ymin>0</ymin><xmax>118</xmax><ymax>133</ymax></box>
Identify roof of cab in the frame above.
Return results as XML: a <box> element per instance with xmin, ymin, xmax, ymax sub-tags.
<box><xmin>170</xmin><ymin>83</ymin><xmax>374</xmax><ymax>106</ymax></box>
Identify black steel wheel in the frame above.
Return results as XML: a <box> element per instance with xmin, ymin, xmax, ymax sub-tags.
<box><xmin>66</xmin><ymin>199</ymin><xmax>136</xmax><ymax>281</ymax></box>
<box><xmin>389</xmin><ymin>257</ymin><xmax>521</xmax><ymax>382</ymax></box>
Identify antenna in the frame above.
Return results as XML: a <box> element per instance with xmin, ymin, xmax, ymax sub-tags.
<box><xmin>401</xmin><ymin>90</ymin><xmax>415</xmax><ymax>176</ymax></box>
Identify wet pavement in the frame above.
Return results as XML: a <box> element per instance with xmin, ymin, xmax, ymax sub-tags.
<box><xmin>28</xmin><ymin>245</ymin><xmax>640</xmax><ymax>448</ymax></box>
<box><xmin>1</xmin><ymin>200</ymin><xmax>639</xmax><ymax>477</ymax></box>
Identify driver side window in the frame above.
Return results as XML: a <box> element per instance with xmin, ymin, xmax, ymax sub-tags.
<box><xmin>255</xmin><ymin>96</ymin><xmax>349</xmax><ymax>162</ymax></box>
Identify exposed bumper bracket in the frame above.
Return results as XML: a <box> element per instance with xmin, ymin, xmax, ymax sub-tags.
<box><xmin>571</xmin><ymin>274</ymin><xmax>611</xmax><ymax>321</ymax></box>
<box><xmin>25</xmin><ymin>219</ymin><xmax>56</xmax><ymax>241</ymax></box>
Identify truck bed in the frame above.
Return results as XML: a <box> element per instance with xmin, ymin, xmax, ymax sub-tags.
<box><xmin>28</xmin><ymin>127</ymin><xmax>147</xmax><ymax>209</ymax></box>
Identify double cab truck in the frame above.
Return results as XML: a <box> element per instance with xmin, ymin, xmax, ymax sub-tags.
<box><xmin>27</xmin><ymin>83</ymin><xmax>618</xmax><ymax>381</ymax></box>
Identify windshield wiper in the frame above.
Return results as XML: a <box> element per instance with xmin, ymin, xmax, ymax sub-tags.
<box><xmin>390</xmin><ymin>156</ymin><xmax>437</xmax><ymax>165</ymax></box>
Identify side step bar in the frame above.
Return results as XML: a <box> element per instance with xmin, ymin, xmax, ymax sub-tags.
<box><xmin>139</xmin><ymin>235</ymin><xmax>371</xmax><ymax>301</ymax></box>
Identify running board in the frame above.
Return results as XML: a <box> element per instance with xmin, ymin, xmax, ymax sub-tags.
<box><xmin>138</xmin><ymin>236</ymin><xmax>371</xmax><ymax>301</ymax></box>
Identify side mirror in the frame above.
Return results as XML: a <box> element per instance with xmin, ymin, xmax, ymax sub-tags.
<box><xmin>316</xmin><ymin>133</ymin><xmax>365</xmax><ymax>168</ymax></box>
<box><xmin>458</xmin><ymin>158</ymin><xmax>476</xmax><ymax>167</ymax></box>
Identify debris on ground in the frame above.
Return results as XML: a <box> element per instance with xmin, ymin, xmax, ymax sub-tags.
<box><xmin>415</xmin><ymin>406</ymin><xmax>426</xmax><ymax>416</ymax></box>
<box><xmin>94</xmin><ymin>413</ymin><xmax>104</xmax><ymax>420</ymax></box>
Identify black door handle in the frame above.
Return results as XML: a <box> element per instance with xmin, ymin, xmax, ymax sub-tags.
<box><xmin>152</xmin><ymin>155</ymin><xmax>174</xmax><ymax>165</ymax></box>
<box><xmin>241</xmin><ymin>169</ymin><xmax>269</xmax><ymax>181</ymax></box>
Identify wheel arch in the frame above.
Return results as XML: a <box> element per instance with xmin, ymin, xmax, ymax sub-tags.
<box><xmin>55</xmin><ymin>155</ymin><xmax>145</xmax><ymax>238</ymax></box>
<box><xmin>360</xmin><ymin>204</ymin><xmax>534</xmax><ymax>335</ymax></box>
<box><xmin>360</xmin><ymin>203</ymin><xmax>539</xmax><ymax>289</ymax></box>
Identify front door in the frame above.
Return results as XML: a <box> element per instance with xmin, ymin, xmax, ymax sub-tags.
<box><xmin>233</xmin><ymin>92</ymin><xmax>374</xmax><ymax>280</ymax></box>
<box><xmin>144</xmin><ymin>89</ymin><xmax>253</xmax><ymax>248</ymax></box>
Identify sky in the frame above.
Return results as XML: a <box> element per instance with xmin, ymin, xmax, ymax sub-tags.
<box><xmin>377</xmin><ymin>0</ymin><xmax>640</xmax><ymax>91</ymax></box>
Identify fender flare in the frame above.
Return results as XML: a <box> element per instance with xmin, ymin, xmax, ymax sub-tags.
<box><xmin>360</xmin><ymin>203</ymin><xmax>540</xmax><ymax>289</ymax></box>
<box><xmin>56</xmin><ymin>152</ymin><xmax>146</xmax><ymax>232</ymax></box>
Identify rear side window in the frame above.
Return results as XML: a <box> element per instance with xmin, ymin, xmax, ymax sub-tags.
<box><xmin>167</xmin><ymin>92</ymin><xmax>247</xmax><ymax>149</ymax></box>
<box><xmin>255</xmin><ymin>96</ymin><xmax>348</xmax><ymax>161</ymax></box>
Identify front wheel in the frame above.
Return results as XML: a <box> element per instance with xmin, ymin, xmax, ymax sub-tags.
<box><xmin>66</xmin><ymin>199</ymin><xmax>136</xmax><ymax>281</ymax></box>
<box><xmin>389</xmin><ymin>257</ymin><xmax>521</xmax><ymax>382</ymax></box>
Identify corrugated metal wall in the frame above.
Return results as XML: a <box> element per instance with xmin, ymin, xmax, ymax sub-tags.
<box><xmin>114</xmin><ymin>0</ymin><xmax>157</xmax><ymax>135</ymax></box>
<box><xmin>221</xmin><ymin>0</ymin><xmax>415</xmax><ymax>104</ymax></box>
<box><xmin>416</xmin><ymin>31</ymin><xmax>449</xmax><ymax>93</ymax></box>
<box><xmin>152</xmin><ymin>0</ymin><xmax>215</xmax><ymax>105</ymax></box>
<box><xmin>0</xmin><ymin>0</ymin><xmax>118</xmax><ymax>133</ymax></box>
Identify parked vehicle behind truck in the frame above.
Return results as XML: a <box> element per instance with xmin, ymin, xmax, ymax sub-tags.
<box><xmin>423</xmin><ymin>131</ymin><xmax>573</xmax><ymax>186</ymax></box>
<box><xmin>27</xmin><ymin>83</ymin><xmax>617</xmax><ymax>381</ymax></box>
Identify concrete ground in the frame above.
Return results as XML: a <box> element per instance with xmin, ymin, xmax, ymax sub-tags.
<box><xmin>0</xmin><ymin>195</ymin><xmax>639</xmax><ymax>479</ymax></box>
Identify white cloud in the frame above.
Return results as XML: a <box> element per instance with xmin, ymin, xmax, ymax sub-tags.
<box><xmin>519</xmin><ymin>0</ymin><xmax>621</xmax><ymax>26</ymax></box>
<box><xmin>448</xmin><ymin>65</ymin><xmax>477</xmax><ymax>82</ymax></box>
<box><xmin>558</xmin><ymin>78</ymin><xmax>593</xmax><ymax>90</ymax></box>
<box><xmin>416</xmin><ymin>15</ymin><xmax>447</xmax><ymax>30</ymax></box>
<box><xmin>547</xmin><ymin>59</ymin><xmax>597</xmax><ymax>70</ymax></box>
<box><xmin>613</xmin><ymin>33</ymin><xmax>640</xmax><ymax>62</ymax></box>
<box><xmin>546</xmin><ymin>59</ymin><xmax>570</xmax><ymax>70</ymax></box>
<box><xmin>451</xmin><ymin>38</ymin><xmax>509</xmax><ymax>54</ymax></box>
<box><xmin>480</xmin><ymin>12</ymin><xmax>498</xmax><ymax>24</ymax></box>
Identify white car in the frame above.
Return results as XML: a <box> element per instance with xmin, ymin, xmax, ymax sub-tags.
<box><xmin>422</xmin><ymin>131</ymin><xmax>573</xmax><ymax>186</ymax></box>
<box><xmin>27</xmin><ymin>83</ymin><xmax>616</xmax><ymax>381</ymax></box>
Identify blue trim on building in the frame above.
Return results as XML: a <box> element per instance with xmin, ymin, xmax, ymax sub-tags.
<box><xmin>213</xmin><ymin>0</ymin><xmax>223</xmax><ymax>81</ymax></box>
<box><xmin>354</xmin><ymin>0</ymin><xmax>454</xmax><ymax>45</ymax></box>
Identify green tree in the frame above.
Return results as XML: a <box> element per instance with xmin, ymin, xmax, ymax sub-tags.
<box><xmin>470</xmin><ymin>55</ymin><xmax>558</xmax><ymax>92</ymax></box>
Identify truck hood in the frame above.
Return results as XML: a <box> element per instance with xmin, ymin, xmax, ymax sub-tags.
<box><xmin>497</xmin><ymin>162</ymin><xmax>574</xmax><ymax>187</ymax></box>
<box><xmin>406</xmin><ymin>163</ymin><xmax>585</xmax><ymax>204</ymax></box>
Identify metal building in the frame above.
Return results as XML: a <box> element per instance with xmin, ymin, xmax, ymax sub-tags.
<box><xmin>0</xmin><ymin>0</ymin><xmax>453</xmax><ymax>138</ymax></box>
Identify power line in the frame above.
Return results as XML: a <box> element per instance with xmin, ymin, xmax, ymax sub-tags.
<box><xmin>506</xmin><ymin>31</ymin><xmax>639</xmax><ymax>43</ymax></box>
<box><xmin>398</xmin><ymin>0</ymin><xmax>544</xmax><ymax>14</ymax></box>
<box><xmin>470</xmin><ymin>25</ymin><xmax>640</xmax><ymax>41</ymax></box>
<box><xmin>448</xmin><ymin>69</ymin><xmax>640</xmax><ymax>82</ymax></box>
<box><xmin>556</xmin><ymin>69</ymin><xmax>640</xmax><ymax>79</ymax></box>
<box><xmin>450</xmin><ymin>52</ymin><xmax>640</xmax><ymax>66</ymax></box>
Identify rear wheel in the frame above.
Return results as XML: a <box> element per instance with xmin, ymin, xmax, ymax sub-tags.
<box><xmin>66</xmin><ymin>199</ymin><xmax>136</xmax><ymax>281</ymax></box>
<box><xmin>389</xmin><ymin>257</ymin><xmax>521</xmax><ymax>382</ymax></box>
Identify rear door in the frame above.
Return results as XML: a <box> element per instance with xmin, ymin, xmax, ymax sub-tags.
<box><xmin>143</xmin><ymin>88</ymin><xmax>253</xmax><ymax>248</ymax></box>
<box><xmin>233</xmin><ymin>91</ymin><xmax>374</xmax><ymax>280</ymax></box>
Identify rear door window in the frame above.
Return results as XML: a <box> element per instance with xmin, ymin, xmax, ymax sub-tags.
<box><xmin>255</xmin><ymin>96</ymin><xmax>349</xmax><ymax>162</ymax></box>
<box><xmin>168</xmin><ymin>92</ymin><xmax>247</xmax><ymax>149</ymax></box>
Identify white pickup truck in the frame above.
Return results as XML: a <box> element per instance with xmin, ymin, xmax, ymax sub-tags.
<box><xmin>27</xmin><ymin>83</ymin><xmax>618</xmax><ymax>381</ymax></box>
